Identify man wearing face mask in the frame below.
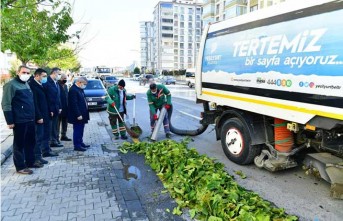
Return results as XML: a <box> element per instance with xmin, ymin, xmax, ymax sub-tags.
<box><xmin>57</xmin><ymin>73</ymin><xmax>71</xmax><ymax>142</ymax></box>
<box><xmin>1</xmin><ymin>65</ymin><xmax>36</xmax><ymax>174</ymax></box>
<box><xmin>146</xmin><ymin>83</ymin><xmax>172</xmax><ymax>138</ymax></box>
<box><xmin>29</xmin><ymin>68</ymin><xmax>58</xmax><ymax>164</ymax></box>
<box><xmin>105</xmin><ymin>79</ymin><xmax>135</xmax><ymax>140</ymax></box>
<box><xmin>68</xmin><ymin>77</ymin><xmax>90</xmax><ymax>151</ymax></box>
<box><xmin>44</xmin><ymin>67</ymin><xmax>63</xmax><ymax>148</ymax></box>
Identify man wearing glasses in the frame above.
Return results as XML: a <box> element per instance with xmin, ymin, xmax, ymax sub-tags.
<box><xmin>1</xmin><ymin>65</ymin><xmax>36</xmax><ymax>174</ymax></box>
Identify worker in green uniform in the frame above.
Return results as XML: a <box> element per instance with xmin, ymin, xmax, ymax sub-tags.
<box><xmin>146</xmin><ymin>83</ymin><xmax>172</xmax><ymax>138</ymax></box>
<box><xmin>106</xmin><ymin>80</ymin><xmax>135</xmax><ymax>140</ymax></box>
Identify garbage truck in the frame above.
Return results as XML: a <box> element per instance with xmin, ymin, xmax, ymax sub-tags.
<box><xmin>190</xmin><ymin>0</ymin><xmax>343</xmax><ymax>198</ymax></box>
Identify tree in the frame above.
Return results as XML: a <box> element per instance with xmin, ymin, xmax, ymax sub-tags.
<box><xmin>35</xmin><ymin>45</ymin><xmax>80</xmax><ymax>72</ymax></box>
<box><xmin>1</xmin><ymin>0</ymin><xmax>74</xmax><ymax>64</ymax></box>
<box><xmin>134</xmin><ymin>67</ymin><xmax>140</xmax><ymax>75</ymax></box>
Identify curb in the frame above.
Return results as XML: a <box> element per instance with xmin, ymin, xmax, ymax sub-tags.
<box><xmin>1</xmin><ymin>144</ymin><xmax>12</xmax><ymax>165</ymax></box>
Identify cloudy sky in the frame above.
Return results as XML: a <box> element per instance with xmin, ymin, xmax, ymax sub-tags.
<box><xmin>69</xmin><ymin>0</ymin><xmax>161</xmax><ymax>68</ymax></box>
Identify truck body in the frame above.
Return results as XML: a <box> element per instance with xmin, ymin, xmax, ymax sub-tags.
<box><xmin>196</xmin><ymin>0</ymin><xmax>343</xmax><ymax>198</ymax></box>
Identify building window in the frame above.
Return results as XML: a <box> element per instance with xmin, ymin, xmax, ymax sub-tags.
<box><xmin>162</xmin><ymin>26</ymin><xmax>173</xmax><ymax>31</ymax></box>
<box><xmin>188</xmin><ymin>50</ymin><xmax>192</xmax><ymax>55</ymax></box>
<box><xmin>180</xmin><ymin>36</ymin><xmax>184</xmax><ymax>42</ymax></box>
<box><xmin>188</xmin><ymin>43</ymin><xmax>192</xmax><ymax>49</ymax></box>
<box><xmin>180</xmin><ymin>22</ymin><xmax>184</xmax><ymax>28</ymax></box>
<box><xmin>180</xmin><ymin>50</ymin><xmax>184</xmax><ymax>56</ymax></box>
<box><xmin>180</xmin><ymin>43</ymin><xmax>184</xmax><ymax>49</ymax></box>
<box><xmin>162</xmin><ymin>18</ymin><xmax>173</xmax><ymax>23</ymax></box>
<box><xmin>162</xmin><ymin>33</ymin><xmax>173</xmax><ymax>38</ymax></box>
<box><xmin>250</xmin><ymin>5</ymin><xmax>258</xmax><ymax>12</ymax></box>
<box><xmin>188</xmin><ymin>8</ymin><xmax>193</xmax><ymax>14</ymax></box>
<box><xmin>188</xmin><ymin>15</ymin><xmax>193</xmax><ymax>21</ymax></box>
<box><xmin>180</xmin><ymin>15</ymin><xmax>184</xmax><ymax>21</ymax></box>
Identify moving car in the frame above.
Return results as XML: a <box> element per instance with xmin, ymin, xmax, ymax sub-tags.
<box><xmin>185</xmin><ymin>68</ymin><xmax>195</xmax><ymax>88</ymax></box>
<box><xmin>103</xmin><ymin>76</ymin><xmax>118</xmax><ymax>88</ymax></box>
<box><xmin>161</xmin><ymin>76</ymin><xmax>176</xmax><ymax>85</ymax></box>
<box><xmin>83</xmin><ymin>79</ymin><xmax>107</xmax><ymax>110</ymax></box>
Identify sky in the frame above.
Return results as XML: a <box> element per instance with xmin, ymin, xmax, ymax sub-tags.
<box><xmin>69</xmin><ymin>0</ymin><xmax>161</xmax><ymax>68</ymax></box>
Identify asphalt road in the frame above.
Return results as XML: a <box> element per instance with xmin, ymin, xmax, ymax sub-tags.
<box><xmin>101</xmin><ymin>79</ymin><xmax>343</xmax><ymax>221</ymax></box>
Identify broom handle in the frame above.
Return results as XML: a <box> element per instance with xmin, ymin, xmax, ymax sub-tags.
<box><xmin>105</xmin><ymin>90</ymin><xmax>125</xmax><ymax>122</ymax></box>
<box><xmin>133</xmin><ymin>94</ymin><xmax>136</xmax><ymax>125</ymax></box>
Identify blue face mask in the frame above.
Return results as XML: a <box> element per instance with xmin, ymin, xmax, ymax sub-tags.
<box><xmin>41</xmin><ymin>77</ymin><xmax>47</xmax><ymax>84</ymax></box>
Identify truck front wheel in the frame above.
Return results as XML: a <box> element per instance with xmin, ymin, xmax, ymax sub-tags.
<box><xmin>220</xmin><ymin>118</ymin><xmax>258</xmax><ymax>165</ymax></box>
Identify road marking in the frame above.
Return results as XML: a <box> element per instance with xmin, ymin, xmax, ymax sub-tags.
<box><xmin>177</xmin><ymin>110</ymin><xmax>202</xmax><ymax>120</ymax></box>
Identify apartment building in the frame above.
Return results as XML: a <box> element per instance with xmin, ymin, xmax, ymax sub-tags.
<box><xmin>139</xmin><ymin>21</ymin><xmax>154</xmax><ymax>73</ymax></box>
<box><xmin>140</xmin><ymin>0</ymin><xmax>202</xmax><ymax>73</ymax></box>
<box><xmin>202</xmin><ymin>0</ymin><xmax>287</xmax><ymax>25</ymax></box>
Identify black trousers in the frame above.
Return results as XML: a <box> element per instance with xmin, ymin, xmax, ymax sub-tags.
<box><xmin>12</xmin><ymin>121</ymin><xmax>35</xmax><ymax>171</ymax></box>
<box><xmin>58</xmin><ymin>115</ymin><xmax>68</xmax><ymax>138</ymax></box>
<box><xmin>50</xmin><ymin>114</ymin><xmax>59</xmax><ymax>144</ymax></box>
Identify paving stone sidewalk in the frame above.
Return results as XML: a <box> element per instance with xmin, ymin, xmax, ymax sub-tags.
<box><xmin>1</xmin><ymin>112</ymin><xmax>149</xmax><ymax>221</ymax></box>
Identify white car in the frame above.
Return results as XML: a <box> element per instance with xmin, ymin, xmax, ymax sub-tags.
<box><xmin>133</xmin><ymin>74</ymin><xmax>140</xmax><ymax>81</ymax></box>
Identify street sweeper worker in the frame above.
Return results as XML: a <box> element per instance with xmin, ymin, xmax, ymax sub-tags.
<box><xmin>105</xmin><ymin>79</ymin><xmax>135</xmax><ymax>140</ymax></box>
<box><xmin>146</xmin><ymin>82</ymin><xmax>172</xmax><ymax>138</ymax></box>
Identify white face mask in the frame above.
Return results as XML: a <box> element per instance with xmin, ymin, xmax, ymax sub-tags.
<box><xmin>19</xmin><ymin>74</ymin><xmax>30</xmax><ymax>82</ymax></box>
<box><xmin>56</xmin><ymin>74</ymin><xmax>61</xmax><ymax>81</ymax></box>
<box><xmin>151</xmin><ymin>90</ymin><xmax>157</xmax><ymax>94</ymax></box>
<box><xmin>80</xmin><ymin>84</ymin><xmax>87</xmax><ymax>89</ymax></box>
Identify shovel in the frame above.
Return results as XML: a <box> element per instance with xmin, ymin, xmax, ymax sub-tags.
<box><xmin>106</xmin><ymin>91</ymin><xmax>140</xmax><ymax>138</ymax></box>
<box><xmin>130</xmin><ymin>94</ymin><xmax>142</xmax><ymax>137</ymax></box>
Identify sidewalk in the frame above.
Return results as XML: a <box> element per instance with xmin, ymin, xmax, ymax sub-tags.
<box><xmin>1</xmin><ymin>112</ymin><xmax>149</xmax><ymax>221</ymax></box>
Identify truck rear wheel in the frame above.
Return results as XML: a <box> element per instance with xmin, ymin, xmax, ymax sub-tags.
<box><xmin>220</xmin><ymin>118</ymin><xmax>258</xmax><ymax>165</ymax></box>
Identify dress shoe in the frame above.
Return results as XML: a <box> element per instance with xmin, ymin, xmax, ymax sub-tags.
<box><xmin>81</xmin><ymin>143</ymin><xmax>90</xmax><ymax>148</ymax></box>
<box><xmin>42</xmin><ymin>152</ymin><xmax>59</xmax><ymax>157</ymax></box>
<box><xmin>74</xmin><ymin>146</ymin><xmax>87</xmax><ymax>151</ymax></box>
<box><xmin>121</xmin><ymin>135</ymin><xmax>128</xmax><ymax>140</ymax></box>
<box><xmin>114</xmin><ymin>135</ymin><xmax>119</xmax><ymax>140</ymax></box>
<box><xmin>17</xmin><ymin>168</ymin><xmax>33</xmax><ymax>175</ymax></box>
<box><xmin>166</xmin><ymin>132</ymin><xmax>171</xmax><ymax>139</ymax></box>
<box><xmin>50</xmin><ymin>143</ymin><xmax>64</xmax><ymax>147</ymax></box>
<box><xmin>61</xmin><ymin>136</ymin><xmax>72</xmax><ymax>141</ymax></box>
<box><xmin>27</xmin><ymin>160</ymin><xmax>44</xmax><ymax>168</ymax></box>
<box><xmin>39</xmin><ymin>158</ymin><xmax>49</xmax><ymax>164</ymax></box>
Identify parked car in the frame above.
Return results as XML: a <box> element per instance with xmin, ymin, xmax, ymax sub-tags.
<box><xmin>133</xmin><ymin>74</ymin><xmax>140</xmax><ymax>81</ymax></box>
<box><xmin>161</xmin><ymin>76</ymin><xmax>176</xmax><ymax>85</ymax></box>
<box><xmin>139</xmin><ymin>74</ymin><xmax>154</xmax><ymax>86</ymax></box>
<box><xmin>103</xmin><ymin>76</ymin><xmax>118</xmax><ymax>88</ymax></box>
<box><xmin>83</xmin><ymin>79</ymin><xmax>107</xmax><ymax>110</ymax></box>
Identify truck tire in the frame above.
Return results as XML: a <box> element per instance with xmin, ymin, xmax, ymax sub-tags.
<box><xmin>220</xmin><ymin>118</ymin><xmax>258</xmax><ymax>165</ymax></box>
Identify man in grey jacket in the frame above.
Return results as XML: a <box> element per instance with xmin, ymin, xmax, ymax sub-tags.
<box><xmin>1</xmin><ymin>65</ymin><xmax>36</xmax><ymax>174</ymax></box>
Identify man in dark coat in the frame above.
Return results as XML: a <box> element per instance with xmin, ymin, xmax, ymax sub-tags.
<box><xmin>1</xmin><ymin>65</ymin><xmax>36</xmax><ymax>174</ymax></box>
<box><xmin>68</xmin><ymin>77</ymin><xmax>90</xmax><ymax>151</ymax></box>
<box><xmin>43</xmin><ymin>67</ymin><xmax>63</xmax><ymax>147</ymax></box>
<box><xmin>57</xmin><ymin>73</ymin><xmax>71</xmax><ymax>141</ymax></box>
<box><xmin>29</xmin><ymin>68</ymin><xmax>59</xmax><ymax>161</ymax></box>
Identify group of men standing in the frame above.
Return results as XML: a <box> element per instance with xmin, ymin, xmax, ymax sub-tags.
<box><xmin>1</xmin><ymin>66</ymin><xmax>90</xmax><ymax>175</ymax></box>
<box><xmin>2</xmin><ymin>65</ymin><xmax>174</xmax><ymax>175</ymax></box>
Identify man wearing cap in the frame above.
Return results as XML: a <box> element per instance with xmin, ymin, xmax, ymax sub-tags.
<box><xmin>105</xmin><ymin>79</ymin><xmax>135</xmax><ymax>140</ymax></box>
<box><xmin>146</xmin><ymin>83</ymin><xmax>172</xmax><ymax>138</ymax></box>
